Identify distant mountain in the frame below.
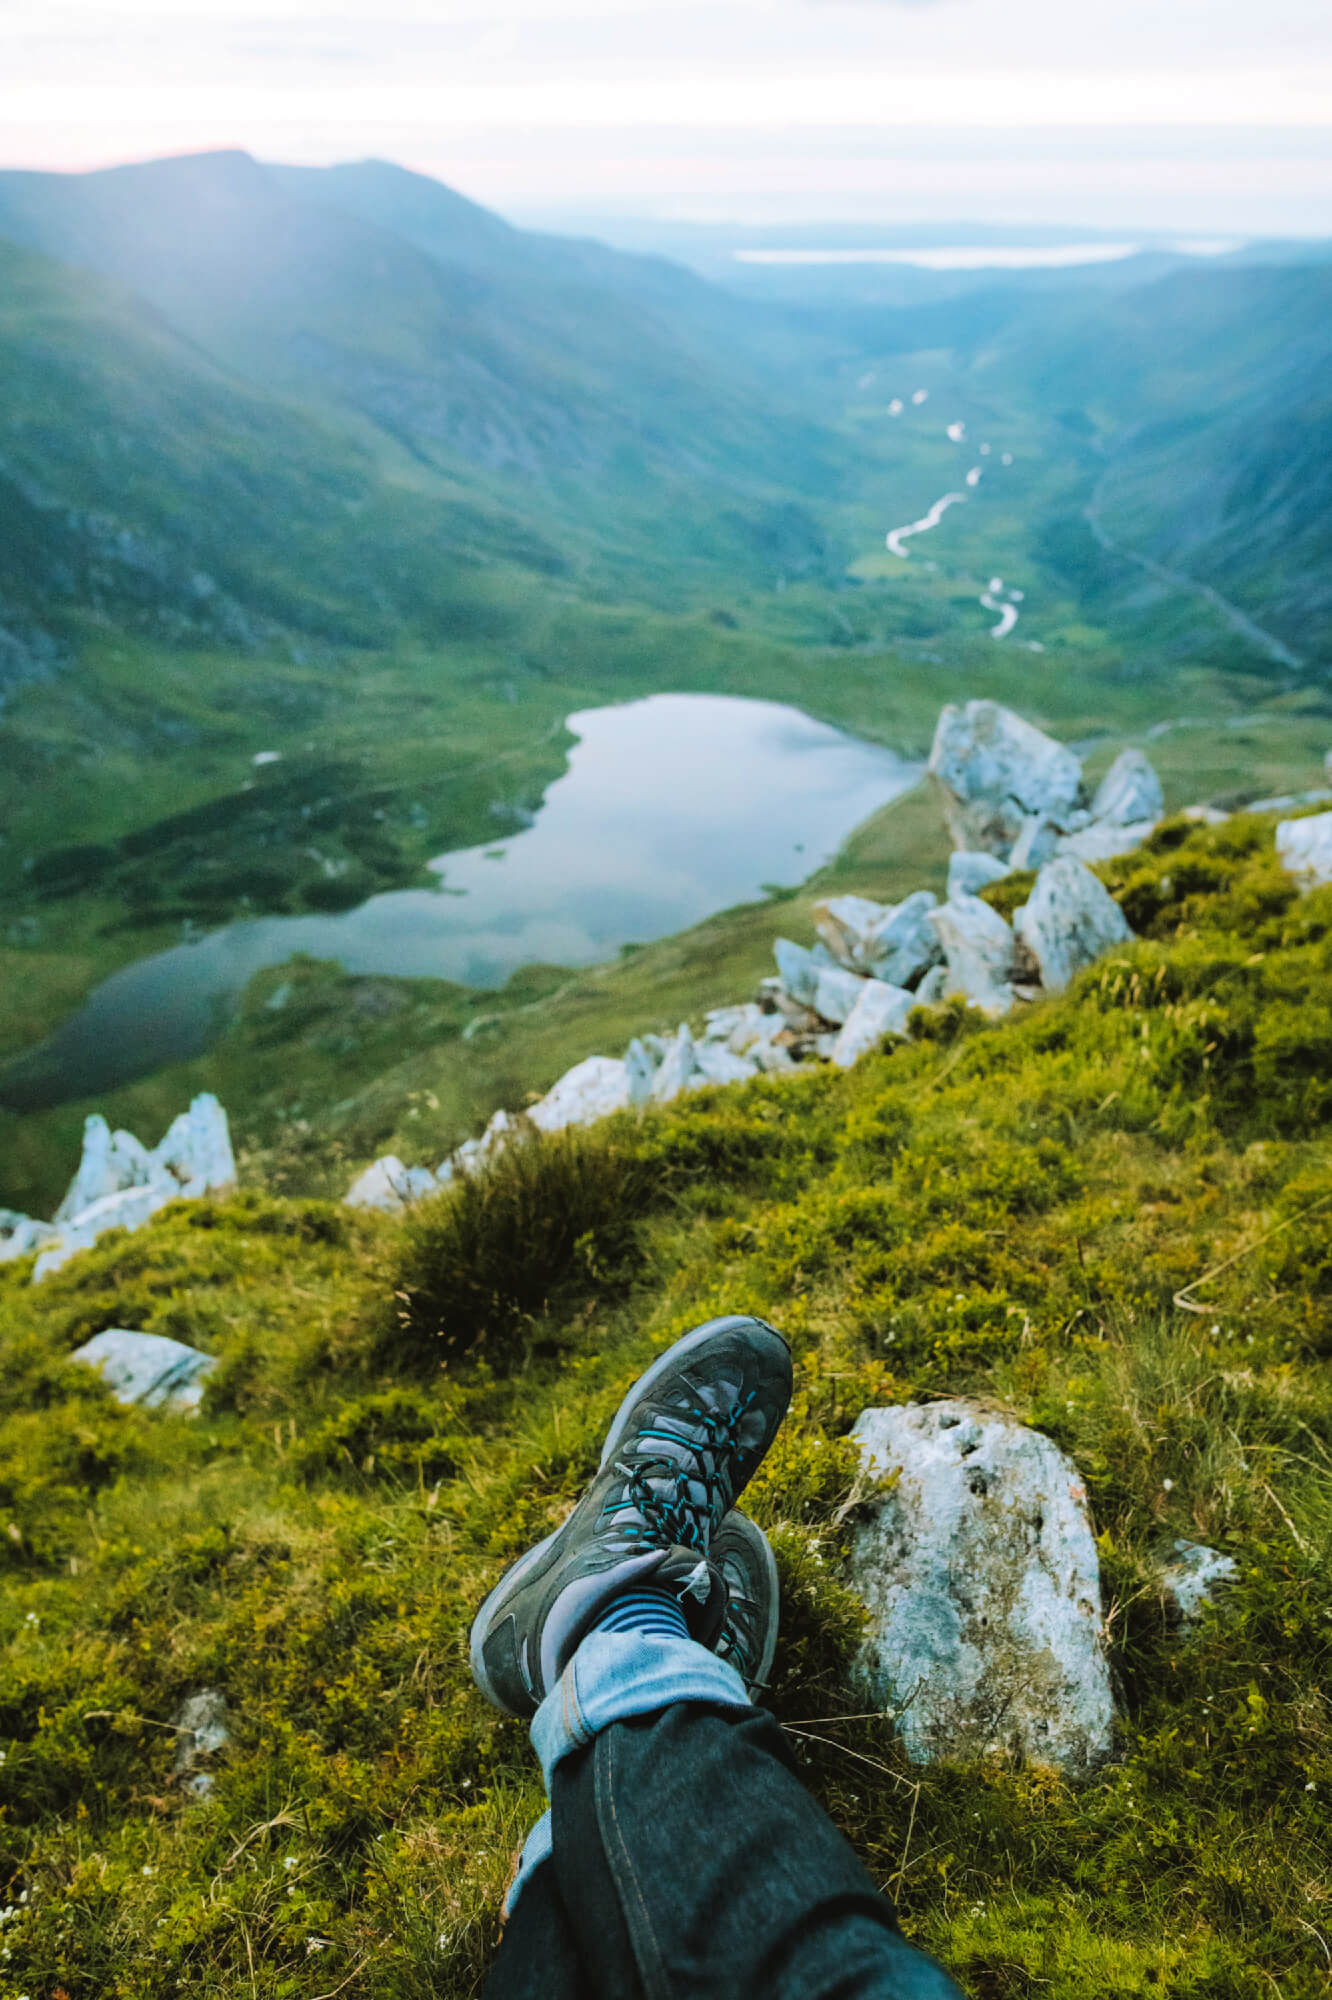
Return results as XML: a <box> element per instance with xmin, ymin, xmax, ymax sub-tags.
<box><xmin>1000</xmin><ymin>264</ymin><xmax>1332</xmax><ymax>659</ymax></box>
<box><xmin>0</xmin><ymin>153</ymin><xmax>839</xmax><ymax>542</ymax></box>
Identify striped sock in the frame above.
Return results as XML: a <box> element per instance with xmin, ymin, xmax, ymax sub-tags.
<box><xmin>594</xmin><ymin>1585</ymin><xmax>690</xmax><ymax>1643</ymax></box>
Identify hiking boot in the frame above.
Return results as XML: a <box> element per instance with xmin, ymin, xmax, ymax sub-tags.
<box><xmin>469</xmin><ymin>1313</ymin><xmax>792</xmax><ymax>1718</ymax></box>
<box><xmin>712</xmin><ymin>1509</ymin><xmax>780</xmax><ymax>1696</ymax></box>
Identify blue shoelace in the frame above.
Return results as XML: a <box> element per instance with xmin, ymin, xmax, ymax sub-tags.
<box><xmin>602</xmin><ymin>1390</ymin><xmax>758</xmax><ymax>1550</ymax></box>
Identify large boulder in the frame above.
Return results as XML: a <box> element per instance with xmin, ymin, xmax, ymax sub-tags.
<box><xmin>866</xmin><ymin>891</ymin><xmax>941</xmax><ymax>988</ymax></box>
<box><xmin>847</xmin><ymin>1400</ymin><xmax>1116</xmax><ymax>1776</ymax></box>
<box><xmin>812</xmin><ymin>895</ymin><xmax>891</xmax><ymax>972</ymax></box>
<box><xmin>813</xmin><ymin>963</ymin><xmax>872</xmax><ymax>1026</ymax></box>
<box><xmin>1013</xmin><ymin>858</ymin><xmax>1133</xmax><ymax>993</ymax></box>
<box><xmin>1277</xmin><ymin>808</ymin><xmax>1332</xmax><ymax>887</ymax></box>
<box><xmin>929</xmin><ymin>701</ymin><xmax>1083</xmax><ymax>859</ymax></box>
<box><xmin>830</xmin><ymin>980</ymin><xmax>915</xmax><ymax>1067</ymax></box>
<box><xmin>1089</xmin><ymin>748</ymin><xmax>1163</xmax><ymax>828</ymax></box>
<box><xmin>927</xmin><ymin>895</ymin><xmax>1016</xmax><ymax>1016</ymax></box>
<box><xmin>71</xmin><ymin>1328</ymin><xmax>218</xmax><ymax>1412</ymax></box>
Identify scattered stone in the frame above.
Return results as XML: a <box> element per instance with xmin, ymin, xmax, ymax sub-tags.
<box><xmin>928</xmin><ymin>895</ymin><xmax>1016</xmax><ymax>1016</ymax></box>
<box><xmin>847</xmin><ymin>1400</ymin><xmax>1116</xmax><ymax>1776</ymax></box>
<box><xmin>1180</xmin><ymin>804</ymin><xmax>1230</xmax><ymax>826</ymax></box>
<box><xmin>773</xmin><ymin>938</ymin><xmax>824</xmax><ymax>1009</ymax></box>
<box><xmin>1090</xmin><ymin>748</ymin><xmax>1164</xmax><ymax>828</ymax></box>
<box><xmin>692</xmin><ymin>1041</ymin><xmax>759</xmax><ymax>1087</ymax></box>
<box><xmin>173</xmin><ymin>1688</ymin><xmax>229</xmax><ymax>1797</ymax></box>
<box><xmin>929</xmin><ymin>701</ymin><xmax>1083</xmax><ymax>858</ymax></box>
<box><xmin>947</xmin><ymin>851</ymin><xmax>1010</xmax><ymax>900</ymax></box>
<box><xmin>1276</xmin><ymin>808</ymin><xmax>1332</xmax><ymax>887</ymax></box>
<box><xmin>813</xmin><ymin>895</ymin><xmax>892</xmax><ymax>972</ymax></box>
<box><xmin>530</xmin><ymin>1056</ymin><xmax>631</xmax><ymax>1129</ymax></box>
<box><xmin>1158</xmin><ymin>1539</ymin><xmax>1239</xmax><ymax>1623</ymax></box>
<box><xmin>71</xmin><ymin>1329</ymin><xmax>217</xmax><ymax>1412</ymax></box>
<box><xmin>625</xmin><ymin>1037</ymin><xmax>657</xmax><ymax>1107</ymax></box>
<box><xmin>831</xmin><ymin>980</ymin><xmax>915</xmax><ymax>1067</ymax></box>
<box><xmin>54</xmin><ymin>1118</ymin><xmax>165</xmax><ymax>1223</ymax></box>
<box><xmin>1013</xmin><ymin>858</ymin><xmax>1134</xmax><ymax>993</ymax></box>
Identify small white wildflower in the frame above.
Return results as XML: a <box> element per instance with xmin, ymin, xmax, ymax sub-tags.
<box><xmin>1306</xmin><ymin>1782</ymin><xmax>1316</xmax><ymax>1793</ymax></box>
<box><xmin>306</xmin><ymin>1937</ymin><xmax>330</xmax><ymax>1955</ymax></box>
<box><xmin>23</xmin><ymin>1614</ymin><xmax>37</xmax><ymax>1627</ymax></box>
<box><xmin>141</xmin><ymin>1866</ymin><xmax>154</xmax><ymax>1877</ymax></box>
<box><xmin>1162</xmin><ymin>1478</ymin><xmax>1174</xmax><ymax>1492</ymax></box>
<box><xmin>287</xmin><ymin>1886</ymin><xmax>297</xmax><ymax>1897</ymax></box>
<box><xmin>284</xmin><ymin>1856</ymin><xmax>297</xmax><ymax>1871</ymax></box>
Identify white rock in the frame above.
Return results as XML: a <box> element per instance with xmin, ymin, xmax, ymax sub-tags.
<box><xmin>929</xmin><ymin>700</ymin><xmax>1083</xmax><ymax>858</ymax></box>
<box><xmin>812</xmin><ymin>895</ymin><xmax>890</xmax><ymax>972</ymax></box>
<box><xmin>650</xmin><ymin>1026</ymin><xmax>696</xmax><ymax>1105</ymax></box>
<box><xmin>914</xmin><ymin>965</ymin><xmax>949</xmax><ymax>1006</ymax></box>
<box><xmin>831</xmin><ymin>980</ymin><xmax>915</xmax><ymax>1067</ymax></box>
<box><xmin>1276</xmin><ymin>808</ymin><xmax>1332</xmax><ymax>887</ymax></box>
<box><xmin>0</xmin><ymin>1210</ymin><xmax>59</xmax><ymax>1264</ymax></box>
<box><xmin>344</xmin><ymin>1155</ymin><xmax>438</xmax><ymax>1213</ymax></box>
<box><xmin>34</xmin><ymin>1183</ymin><xmax>184</xmax><ymax>1279</ymax></box>
<box><xmin>1009</xmin><ymin>815</ymin><xmax>1060</xmax><ymax>871</ymax></box>
<box><xmin>1158</xmin><ymin>1539</ymin><xmax>1239</xmax><ymax>1623</ymax></box>
<box><xmin>1090</xmin><ymin>748</ymin><xmax>1164</xmax><ymax>827</ymax></box>
<box><xmin>54</xmin><ymin>1115</ymin><xmax>168</xmax><ymax>1223</ymax></box>
<box><xmin>753</xmin><ymin>1038</ymin><xmax>797</xmax><ymax>1074</ymax></box>
<box><xmin>701</xmin><ymin>1005</ymin><xmax>754</xmax><ymax>1043</ymax></box>
<box><xmin>1057</xmin><ymin>819</ymin><xmax>1158</xmax><ymax>864</ymax></box>
<box><xmin>866</xmin><ymin>891</ymin><xmax>941</xmax><ymax>989</ymax></box>
<box><xmin>848</xmin><ymin>1400</ymin><xmax>1116</xmax><ymax>1776</ymax></box>
<box><xmin>71</xmin><ymin>1328</ymin><xmax>218</xmax><ymax>1412</ymax></box>
<box><xmin>719</xmin><ymin>1004</ymin><xmax>784</xmax><ymax>1058</ymax></box>
<box><xmin>1180</xmin><ymin>804</ymin><xmax>1229</xmax><ymax>826</ymax></box>
<box><xmin>1013</xmin><ymin>858</ymin><xmax>1134</xmax><ymax>993</ymax></box>
<box><xmin>692</xmin><ymin>1041</ymin><xmax>759</xmax><ymax>1086</ymax></box>
<box><xmin>813</xmin><ymin>963</ymin><xmax>871</xmax><ymax>1025</ymax></box>
<box><xmin>927</xmin><ymin>895</ymin><xmax>1016</xmax><ymax>1016</ymax></box>
<box><xmin>530</xmin><ymin>1055</ymin><xmax>632</xmax><ymax>1130</ymax></box>
<box><xmin>773</xmin><ymin>938</ymin><xmax>823</xmax><ymax>1008</ymax></box>
<box><xmin>947</xmin><ymin>851</ymin><xmax>1010</xmax><ymax>900</ymax></box>
<box><xmin>149</xmin><ymin>1093</ymin><xmax>237</xmax><ymax>1198</ymax></box>
<box><xmin>625</xmin><ymin>1037</ymin><xmax>657</xmax><ymax>1106</ymax></box>
<box><xmin>173</xmin><ymin>1688</ymin><xmax>229</xmax><ymax>1795</ymax></box>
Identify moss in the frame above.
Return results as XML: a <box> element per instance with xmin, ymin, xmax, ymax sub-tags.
<box><xmin>2</xmin><ymin>812</ymin><xmax>1332</xmax><ymax>1994</ymax></box>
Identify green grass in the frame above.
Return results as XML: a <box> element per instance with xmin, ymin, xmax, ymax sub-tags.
<box><xmin>2</xmin><ymin>812</ymin><xmax>1331</xmax><ymax>1997</ymax></box>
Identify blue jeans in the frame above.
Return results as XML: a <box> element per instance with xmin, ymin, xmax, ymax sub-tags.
<box><xmin>485</xmin><ymin>1632</ymin><xmax>962</xmax><ymax>2000</ymax></box>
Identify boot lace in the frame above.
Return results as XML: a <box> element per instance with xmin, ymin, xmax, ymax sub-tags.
<box><xmin>602</xmin><ymin>1390</ymin><xmax>757</xmax><ymax>1551</ymax></box>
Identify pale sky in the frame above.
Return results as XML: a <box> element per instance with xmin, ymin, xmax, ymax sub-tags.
<box><xmin>3</xmin><ymin>0</ymin><xmax>1331</xmax><ymax>232</ymax></box>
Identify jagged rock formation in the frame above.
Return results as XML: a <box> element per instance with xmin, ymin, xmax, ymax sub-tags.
<box><xmin>1</xmin><ymin>1095</ymin><xmax>236</xmax><ymax>1281</ymax></box>
<box><xmin>847</xmin><ymin>1400</ymin><xmax>1116</xmax><ymax>1776</ymax></box>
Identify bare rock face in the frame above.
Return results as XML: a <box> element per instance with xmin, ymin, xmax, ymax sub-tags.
<box><xmin>1013</xmin><ymin>858</ymin><xmax>1133</xmax><ymax>993</ymax></box>
<box><xmin>1277</xmin><ymin>808</ymin><xmax>1332</xmax><ymax>887</ymax></box>
<box><xmin>847</xmin><ymin>1401</ymin><xmax>1116</xmax><ymax>1777</ymax></box>
<box><xmin>929</xmin><ymin>701</ymin><xmax>1083</xmax><ymax>859</ymax></box>
<box><xmin>927</xmin><ymin>894</ymin><xmax>1016</xmax><ymax>1016</ymax></box>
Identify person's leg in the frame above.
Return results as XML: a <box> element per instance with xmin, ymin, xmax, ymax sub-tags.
<box><xmin>534</xmin><ymin>1632</ymin><xmax>960</xmax><ymax>2000</ymax></box>
<box><xmin>484</xmin><ymin>1838</ymin><xmax>584</xmax><ymax>2000</ymax></box>
<box><xmin>471</xmin><ymin>1314</ymin><xmax>962</xmax><ymax>2000</ymax></box>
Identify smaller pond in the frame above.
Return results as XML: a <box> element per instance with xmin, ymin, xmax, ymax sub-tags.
<box><xmin>1</xmin><ymin>692</ymin><xmax>921</xmax><ymax>1111</ymax></box>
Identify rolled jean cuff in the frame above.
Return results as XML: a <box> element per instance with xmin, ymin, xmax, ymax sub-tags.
<box><xmin>530</xmin><ymin>1629</ymin><xmax>752</xmax><ymax>1792</ymax></box>
<box><xmin>502</xmin><ymin>1807</ymin><xmax>553</xmax><ymax>1919</ymax></box>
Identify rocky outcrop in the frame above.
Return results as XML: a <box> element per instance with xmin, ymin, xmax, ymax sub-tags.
<box><xmin>929</xmin><ymin>702</ymin><xmax>1167</xmax><ymax>869</ymax></box>
<box><xmin>71</xmin><ymin>1328</ymin><xmax>218</xmax><ymax>1411</ymax></box>
<box><xmin>928</xmin><ymin>894</ymin><xmax>1018</xmax><ymax>1017</ymax></box>
<box><xmin>4</xmin><ymin>1096</ymin><xmax>238</xmax><ymax>1283</ymax></box>
<box><xmin>847</xmin><ymin>1400</ymin><xmax>1116</xmax><ymax>1776</ymax></box>
<box><xmin>1277</xmin><ymin>808</ymin><xmax>1332</xmax><ymax>886</ymax></box>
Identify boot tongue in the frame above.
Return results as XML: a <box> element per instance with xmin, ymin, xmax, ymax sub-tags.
<box><xmin>655</xmin><ymin>1547</ymin><xmax>728</xmax><ymax>1649</ymax></box>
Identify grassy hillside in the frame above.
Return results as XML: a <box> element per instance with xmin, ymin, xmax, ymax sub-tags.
<box><xmin>2</xmin><ymin>810</ymin><xmax>1330</xmax><ymax>1998</ymax></box>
